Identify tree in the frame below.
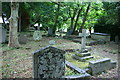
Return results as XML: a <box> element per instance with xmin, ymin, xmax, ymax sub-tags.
<box><xmin>73</xmin><ymin>5</ymin><xmax>83</xmax><ymax>34</ymax></box>
<box><xmin>79</xmin><ymin>3</ymin><xmax>91</xmax><ymax>32</ymax></box>
<box><xmin>53</xmin><ymin>3</ymin><xmax>60</xmax><ymax>35</ymax></box>
<box><xmin>8</xmin><ymin>2</ymin><xmax>20</xmax><ymax>48</ymax></box>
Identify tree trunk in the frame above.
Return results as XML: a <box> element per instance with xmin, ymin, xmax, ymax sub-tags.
<box><xmin>18</xmin><ymin>6</ymin><xmax>21</xmax><ymax>32</ymax></box>
<box><xmin>79</xmin><ymin>3</ymin><xmax>91</xmax><ymax>32</ymax></box>
<box><xmin>53</xmin><ymin>4</ymin><xmax>60</xmax><ymax>35</ymax></box>
<box><xmin>8</xmin><ymin>2</ymin><xmax>20</xmax><ymax>48</ymax></box>
<box><xmin>73</xmin><ymin>7</ymin><xmax>83</xmax><ymax>34</ymax></box>
<box><xmin>70</xmin><ymin>9</ymin><xmax>77</xmax><ymax>29</ymax></box>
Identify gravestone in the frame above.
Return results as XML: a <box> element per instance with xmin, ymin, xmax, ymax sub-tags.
<box><xmin>115</xmin><ymin>35</ymin><xmax>119</xmax><ymax>44</ymax></box>
<box><xmin>48</xmin><ymin>28</ymin><xmax>53</xmax><ymax>36</ymax></box>
<box><xmin>79</xmin><ymin>29</ymin><xmax>89</xmax><ymax>50</ymax></box>
<box><xmin>66</xmin><ymin>29</ymin><xmax>73</xmax><ymax>35</ymax></box>
<box><xmin>33</xmin><ymin>30</ymin><xmax>42</xmax><ymax>41</ymax></box>
<box><xmin>18</xmin><ymin>34</ymin><xmax>28</xmax><ymax>44</ymax></box>
<box><xmin>72</xmin><ymin>29</ymin><xmax>93</xmax><ymax>61</ymax></box>
<box><xmin>0</xmin><ymin>27</ymin><xmax>6</xmax><ymax>43</ymax></box>
<box><xmin>32</xmin><ymin>46</ymin><xmax>65</xmax><ymax>78</ymax></box>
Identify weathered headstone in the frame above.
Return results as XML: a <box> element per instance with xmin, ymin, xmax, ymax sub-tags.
<box><xmin>0</xmin><ymin>27</ymin><xmax>6</xmax><ymax>44</ymax></box>
<box><xmin>18</xmin><ymin>34</ymin><xmax>28</xmax><ymax>44</ymax></box>
<box><xmin>32</xmin><ymin>46</ymin><xmax>65</xmax><ymax>78</ymax></box>
<box><xmin>115</xmin><ymin>35</ymin><xmax>119</xmax><ymax>44</ymax></box>
<box><xmin>79</xmin><ymin>29</ymin><xmax>89</xmax><ymax>50</ymax></box>
<box><xmin>33</xmin><ymin>30</ymin><xmax>42</xmax><ymax>41</ymax></box>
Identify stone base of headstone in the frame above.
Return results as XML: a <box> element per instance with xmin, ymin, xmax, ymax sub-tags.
<box><xmin>73</xmin><ymin>49</ymin><xmax>93</xmax><ymax>62</ymax></box>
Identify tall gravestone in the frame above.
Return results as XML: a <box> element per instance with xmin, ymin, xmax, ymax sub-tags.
<box><xmin>33</xmin><ymin>23</ymin><xmax>42</xmax><ymax>41</ymax></box>
<box><xmin>32</xmin><ymin>46</ymin><xmax>65</xmax><ymax>78</ymax></box>
<box><xmin>0</xmin><ymin>17</ymin><xmax>6</xmax><ymax>43</ymax></box>
<box><xmin>48</xmin><ymin>28</ymin><xmax>53</xmax><ymax>36</ymax></box>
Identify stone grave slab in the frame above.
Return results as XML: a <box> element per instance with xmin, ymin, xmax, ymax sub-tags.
<box><xmin>64</xmin><ymin>61</ymin><xmax>91</xmax><ymax>79</ymax></box>
<box><xmin>89</xmin><ymin>58</ymin><xmax>117</xmax><ymax>75</ymax></box>
<box><xmin>91</xmin><ymin>33</ymin><xmax>110</xmax><ymax>42</ymax></box>
<box><xmin>32</xmin><ymin>46</ymin><xmax>65</xmax><ymax>78</ymax></box>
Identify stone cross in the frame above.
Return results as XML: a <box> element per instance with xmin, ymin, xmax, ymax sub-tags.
<box><xmin>79</xmin><ymin>29</ymin><xmax>89</xmax><ymax>50</ymax></box>
<box><xmin>32</xmin><ymin>46</ymin><xmax>65</xmax><ymax>78</ymax></box>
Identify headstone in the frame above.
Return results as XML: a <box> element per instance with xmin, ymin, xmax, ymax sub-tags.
<box><xmin>33</xmin><ymin>30</ymin><xmax>42</xmax><ymax>41</ymax></box>
<box><xmin>48</xmin><ymin>28</ymin><xmax>53</xmax><ymax>36</ymax></box>
<box><xmin>79</xmin><ymin>29</ymin><xmax>89</xmax><ymax>50</ymax></box>
<box><xmin>32</xmin><ymin>46</ymin><xmax>65</xmax><ymax>78</ymax></box>
<box><xmin>0</xmin><ymin>27</ymin><xmax>6</xmax><ymax>43</ymax></box>
<box><xmin>66</xmin><ymin>29</ymin><xmax>73</xmax><ymax>35</ymax></box>
<box><xmin>18</xmin><ymin>34</ymin><xmax>28</xmax><ymax>44</ymax></box>
<box><xmin>115</xmin><ymin>35</ymin><xmax>119</xmax><ymax>44</ymax></box>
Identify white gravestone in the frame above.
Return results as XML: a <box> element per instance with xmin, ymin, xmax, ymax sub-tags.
<box><xmin>79</xmin><ymin>29</ymin><xmax>89</xmax><ymax>50</ymax></box>
<box><xmin>33</xmin><ymin>30</ymin><xmax>42</xmax><ymax>41</ymax></box>
<box><xmin>33</xmin><ymin>23</ymin><xmax>42</xmax><ymax>41</ymax></box>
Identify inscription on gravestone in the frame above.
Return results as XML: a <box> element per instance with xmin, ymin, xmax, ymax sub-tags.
<box><xmin>33</xmin><ymin>46</ymin><xmax>65</xmax><ymax>78</ymax></box>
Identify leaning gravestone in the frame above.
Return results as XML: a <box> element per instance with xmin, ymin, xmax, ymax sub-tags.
<box><xmin>32</xmin><ymin>46</ymin><xmax>65</xmax><ymax>78</ymax></box>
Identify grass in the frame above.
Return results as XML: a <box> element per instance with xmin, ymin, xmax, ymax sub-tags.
<box><xmin>65</xmin><ymin>66</ymin><xmax>83</xmax><ymax>76</ymax></box>
<box><xmin>65</xmin><ymin>52</ymin><xmax>89</xmax><ymax>69</ymax></box>
<box><xmin>65</xmin><ymin>52</ymin><xmax>104</xmax><ymax>69</ymax></box>
<box><xmin>1</xmin><ymin>35</ymin><xmax>111</xmax><ymax>78</ymax></box>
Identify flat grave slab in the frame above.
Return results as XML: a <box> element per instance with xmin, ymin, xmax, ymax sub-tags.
<box><xmin>89</xmin><ymin>58</ymin><xmax>117</xmax><ymax>75</ymax></box>
<box><xmin>91</xmin><ymin>32</ymin><xmax>110</xmax><ymax>42</ymax></box>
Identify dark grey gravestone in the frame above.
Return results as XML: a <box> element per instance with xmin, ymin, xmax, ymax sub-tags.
<box><xmin>18</xmin><ymin>34</ymin><xmax>28</xmax><ymax>44</ymax></box>
<box><xmin>32</xmin><ymin>46</ymin><xmax>65</xmax><ymax>78</ymax></box>
<box><xmin>48</xmin><ymin>28</ymin><xmax>53</xmax><ymax>36</ymax></box>
<box><xmin>66</xmin><ymin>29</ymin><xmax>73</xmax><ymax>35</ymax></box>
<box><xmin>0</xmin><ymin>27</ymin><xmax>6</xmax><ymax>43</ymax></box>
